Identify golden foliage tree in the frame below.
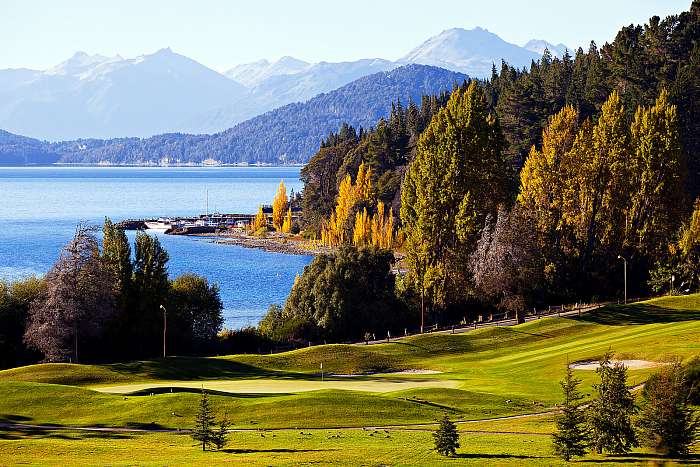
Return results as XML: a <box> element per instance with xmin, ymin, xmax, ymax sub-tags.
<box><xmin>626</xmin><ymin>90</ymin><xmax>685</xmax><ymax>257</ymax></box>
<box><xmin>272</xmin><ymin>180</ymin><xmax>289</xmax><ymax>231</ymax></box>
<box><xmin>251</xmin><ymin>205</ymin><xmax>267</xmax><ymax>231</ymax></box>
<box><xmin>321</xmin><ymin>162</ymin><xmax>380</xmax><ymax>247</ymax></box>
<box><xmin>282</xmin><ymin>208</ymin><xmax>293</xmax><ymax>234</ymax></box>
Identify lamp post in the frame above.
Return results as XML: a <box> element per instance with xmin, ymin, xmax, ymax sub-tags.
<box><xmin>159</xmin><ymin>305</ymin><xmax>167</xmax><ymax>358</ymax></box>
<box><xmin>617</xmin><ymin>255</ymin><xmax>627</xmax><ymax>304</ymax></box>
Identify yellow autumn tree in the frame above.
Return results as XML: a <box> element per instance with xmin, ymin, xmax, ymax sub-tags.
<box><xmin>251</xmin><ymin>204</ymin><xmax>267</xmax><ymax>231</ymax></box>
<box><xmin>352</xmin><ymin>208</ymin><xmax>372</xmax><ymax>246</ymax></box>
<box><xmin>282</xmin><ymin>208</ymin><xmax>293</xmax><ymax>233</ymax></box>
<box><xmin>370</xmin><ymin>201</ymin><xmax>395</xmax><ymax>249</ymax></box>
<box><xmin>319</xmin><ymin>161</ymin><xmax>393</xmax><ymax>248</ymax></box>
<box><xmin>272</xmin><ymin>180</ymin><xmax>288</xmax><ymax>231</ymax></box>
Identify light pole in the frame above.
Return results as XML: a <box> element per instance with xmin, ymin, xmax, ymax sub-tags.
<box><xmin>617</xmin><ymin>255</ymin><xmax>627</xmax><ymax>304</ymax></box>
<box><xmin>160</xmin><ymin>305</ymin><xmax>167</xmax><ymax>358</ymax></box>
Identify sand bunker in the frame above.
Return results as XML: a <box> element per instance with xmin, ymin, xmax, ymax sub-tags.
<box><xmin>332</xmin><ymin>369</ymin><xmax>442</xmax><ymax>377</ymax></box>
<box><xmin>570</xmin><ymin>359</ymin><xmax>668</xmax><ymax>370</ymax></box>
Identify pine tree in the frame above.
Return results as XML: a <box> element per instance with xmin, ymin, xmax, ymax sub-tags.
<box><xmin>101</xmin><ymin>217</ymin><xmax>133</xmax><ymax>312</ymax></box>
<box><xmin>272</xmin><ymin>180</ymin><xmax>289</xmax><ymax>231</ymax></box>
<box><xmin>433</xmin><ymin>415</ymin><xmax>460</xmax><ymax>457</ymax></box>
<box><xmin>192</xmin><ymin>388</ymin><xmax>216</xmax><ymax>451</ymax></box>
<box><xmin>588</xmin><ymin>351</ymin><xmax>638</xmax><ymax>455</ymax></box>
<box><xmin>212</xmin><ymin>417</ymin><xmax>230</xmax><ymax>451</ymax></box>
<box><xmin>637</xmin><ymin>363</ymin><xmax>699</xmax><ymax>457</ymax></box>
<box><xmin>552</xmin><ymin>364</ymin><xmax>589</xmax><ymax>461</ymax></box>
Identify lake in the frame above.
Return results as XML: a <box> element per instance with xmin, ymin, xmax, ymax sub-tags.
<box><xmin>0</xmin><ymin>166</ymin><xmax>312</xmax><ymax>328</ymax></box>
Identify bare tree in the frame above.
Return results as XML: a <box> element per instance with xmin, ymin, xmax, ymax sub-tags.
<box><xmin>24</xmin><ymin>224</ymin><xmax>116</xmax><ymax>362</ymax></box>
<box><xmin>470</xmin><ymin>206</ymin><xmax>543</xmax><ymax>321</ymax></box>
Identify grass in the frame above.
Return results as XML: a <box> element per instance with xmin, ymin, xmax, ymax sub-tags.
<box><xmin>0</xmin><ymin>294</ymin><xmax>699</xmax><ymax>464</ymax></box>
<box><xmin>0</xmin><ymin>427</ymin><xmax>697</xmax><ymax>466</ymax></box>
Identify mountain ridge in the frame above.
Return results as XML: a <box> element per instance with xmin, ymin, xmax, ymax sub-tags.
<box><xmin>0</xmin><ymin>28</ymin><xmax>560</xmax><ymax>140</ymax></box>
<box><xmin>0</xmin><ymin>65</ymin><xmax>468</xmax><ymax>166</ymax></box>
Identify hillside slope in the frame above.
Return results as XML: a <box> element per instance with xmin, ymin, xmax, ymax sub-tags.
<box><xmin>0</xmin><ymin>65</ymin><xmax>467</xmax><ymax>166</ymax></box>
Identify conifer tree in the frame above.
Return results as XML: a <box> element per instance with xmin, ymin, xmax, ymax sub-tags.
<box><xmin>212</xmin><ymin>417</ymin><xmax>230</xmax><ymax>451</ymax></box>
<box><xmin>552</xmin><ymin>364</ymin><xmax>589</xmax><ymax>461</ymax></box>
<box><xmin>637</xmin><ymin>363</ymin><xmax>699</xmax><ymax>457</ymax></box>
<box><xmin>192</xmin><ymin>388</ymin><xmax>216</xmax><ymax>451</ymax></box>
<box><xmin>272</xmin><ymin>181</ymin><xmax>289</xmax><ymax>231</ymax></box>
<box><xmin>588</xmin><ymin>351</ymin><xmax>638</xmax><ymax>455</ymax></box>
<box><xmin>433</xmin><ymin>415</ymin><xmax>460</xmax><ymax>457</ymax></box>
<box><xmin>101</xmin><ymin>217</ymin><xmax>133</xmax><ymax>311</ymax></box>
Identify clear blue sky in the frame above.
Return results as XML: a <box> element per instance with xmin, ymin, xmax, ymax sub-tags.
<box><xmin>1</xmin><ymin>0</ymin><xmax>691</xmax><ymax>71</ymax></box>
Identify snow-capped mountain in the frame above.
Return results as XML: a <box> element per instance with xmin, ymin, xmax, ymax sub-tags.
<box><xmin>0</xmin><ymin>28</ymin><xmax>565</xmax><ymax>140</ymax></box>
<box><xmin>400</xmin><ymin>27</ymin><xmax>541</xmax><ymax>77</ymax></box>
<box><xmin>225</xmin><ymin>56</ymin><xmax>310</xmax><ymax>87</ymax></box>
<box><xmin>0</xmin><ymin>48</ymin><xmax>247</xmax><ymax>140</ymax></box>
<box><xmin>523</xmin><ymin>40</ymin><xmax>571</xmax><ymax>59</ymax></box>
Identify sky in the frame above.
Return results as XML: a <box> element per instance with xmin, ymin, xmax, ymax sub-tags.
<box><xmin>0</xmin><ymin>0</ymin><xmax>691</xmax><ymax>71</ymax></box>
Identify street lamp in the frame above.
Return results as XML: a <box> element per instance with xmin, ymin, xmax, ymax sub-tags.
<box><xmin>159</xmin><ymin>305</ymin><xmax>167</xmax><ymax>358</ymax></box>
<box><xmin>617</xmin><ymin>255</ymin><xmax>627</xmax><ymax>304</ymax></box>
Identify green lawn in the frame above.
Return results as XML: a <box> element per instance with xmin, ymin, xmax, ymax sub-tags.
<box><xmin>0</xmin><ymin>427</ymin><xmax>696</xmax><ymax>466</ymax></box>
<box><xmin>0</xmin><ymin>294</ymin><xmax>699</xmax><ymax>464</ymax></box>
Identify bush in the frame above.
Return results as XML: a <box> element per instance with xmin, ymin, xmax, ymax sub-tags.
<box><xmin>218</xmin><ymin>327</ymin><xmax>273</xmax><ymax>355</ymax></box>
<box><xmin>261</xmin><ymin>246</ymin><xmax>409</xmax><ymax>343</ymax></box>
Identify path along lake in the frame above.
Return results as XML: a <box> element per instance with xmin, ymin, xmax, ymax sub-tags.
<box><xmin>0</xmin><ymin>166</ymin><xmax>311</xmax><ymax>329</ymax></box>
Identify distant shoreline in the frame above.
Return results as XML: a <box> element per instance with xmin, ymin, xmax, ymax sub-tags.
<box><xmin>0</xmin><ymin>163</ymin><xmax>305</xmax><ymax>168</ymax></box>
<box><xmin>192</xmin><ymin>231</ymin><xmax>329</xmax><ymax>256</ymax></box>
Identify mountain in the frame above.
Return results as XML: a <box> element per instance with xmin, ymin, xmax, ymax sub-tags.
<box><xmin>225</xmin><ymin>56</ymin><xmax>310</xmax><ymax>87</ymax></box>
<box><xmin>0</xmin><ymin>130</ymin><xmax>59</xmax><ymax>165</ymax></box>
<box><xmin>2</xmin><ymin>65</ymin><xmax>467</xmax><ymax>166</ymax></box>
<box><xmin>400</xmin><ymin>27</ymin><xmax>541</xmax><ymax>77</ymax></box>
<box><xmin>0</xmin><ymin>28</ymin><xmax>562</xmax><ymax>141</ymax></box>
<box><xmin>0</xmin><ymin>49</ymin><xmax>248</xmax><ymax>140</ymax></box>
<box><xmin>523</xmin><ymin>39</ymin><xmax>571</xmax><ymax>59</ymax></box>
<box><xmin>194</xmin><ymin>58</ymin><xmax>399</xmax><ymax>133</ymax></box>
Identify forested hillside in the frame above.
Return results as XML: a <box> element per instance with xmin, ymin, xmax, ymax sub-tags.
<box><xmin>298</xmin><ymin>2</ymin><xmax>700</xmax><ymax>327</ymax></box>
<box><xmin>0</xmin><ymin>65</ymin><xmax>467</xmax><ymax>166</ymax></box>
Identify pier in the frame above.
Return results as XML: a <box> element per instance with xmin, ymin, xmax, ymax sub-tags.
<box><xmin>118</xmin><ymin>206</ymin><xmax>302</xmax><ymax>234</ymax></box>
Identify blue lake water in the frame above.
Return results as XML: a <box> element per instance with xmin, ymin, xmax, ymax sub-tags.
<box><xmin>0</xmin><ymin>166</ymin><xmax>312</xmax><ymax>328</ymax></box>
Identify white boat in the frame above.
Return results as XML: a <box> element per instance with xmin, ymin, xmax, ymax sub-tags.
<box><xmin>144</xmin><ymin>218</ymin><xmax>175</xmax><ymax>233</ymax></box>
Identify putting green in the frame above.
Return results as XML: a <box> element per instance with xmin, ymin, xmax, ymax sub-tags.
<box><xmin>92</xmin><ymin>377</ymin><xmax>459</xmax><ymax>394</ymax></box>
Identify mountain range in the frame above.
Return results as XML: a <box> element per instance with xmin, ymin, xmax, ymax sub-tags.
<box><xmin>0</xmin><ymin>27</ymin><xmax>568</xmax><ymax>141</ymax></box>
<box><xmin>0</xmin><ymin>64</ymin><xmax>467</xmax><ymax>166</ymax></box>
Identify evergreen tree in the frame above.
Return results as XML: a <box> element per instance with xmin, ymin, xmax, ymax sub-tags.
<box><xmin>588</xmin><ymin>352</ymin><xmax>638</xmax><ymax>455</ymax></box>
<box><xmin>552</xmin><ymin>364</ymin><xmax>590</xmax><ymax>461</ymax></box>
<box><xmin>132</xmin><ymin>232</ymin><xmax>170</xmax><ymax>357</ymax></box>
<box><xmin>637</xmin><ymin>363</ymin><xmax>699</xmax><ymax>457</ymax></box>
<box><xmin>212</xmin><ymin>417</ymin><xmax>230</xmax><ymax>451</ymax></box>
<box><xmin>433</xmin><ymin>415</ymin><xmax>460</xmax><ymax>457</ymax></box>
<box><xmin>101</xmin><ymin>218</ymin><xmax>133</xmax><ymax>312</ymax></box>
<box><xmin>192</xmin><ymin>388</ymin><xmax>216</xmax><ymax>451</ymax></box>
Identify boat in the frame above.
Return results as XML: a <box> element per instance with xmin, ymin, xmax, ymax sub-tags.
<box><xmin>144</xmin><ymin>218</ymin><xmax>176</xmax><ymax>233</ymax></box>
